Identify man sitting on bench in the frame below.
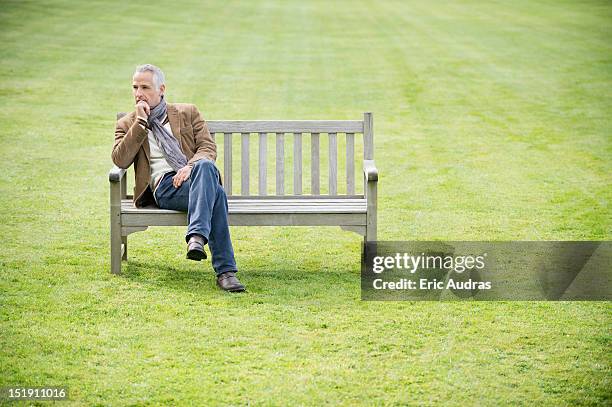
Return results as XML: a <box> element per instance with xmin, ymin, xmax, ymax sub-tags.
<box><xmin>112</xmin><ymin>64</ymin><xmax>245</xmax><ymax>292</ymax></box>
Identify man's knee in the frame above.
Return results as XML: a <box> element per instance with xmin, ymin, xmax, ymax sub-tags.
<box><xmin>192</xmin><ymin>159</ymin><xmax>221</xmax><ymax>185</ymax></box>
<box><xmin>193</xmin><ymin>159</ymin><xmax>215</xmax><ymax>172</ymax></box>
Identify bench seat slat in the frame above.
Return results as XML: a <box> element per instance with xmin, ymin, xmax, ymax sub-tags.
<box><xmin>229</xmin><ymin>201</ymin><xmax>366</xmax><ymax>207</ymax></box>
<box><xmin>121</xmin><ymin>199</ymin><xmax>366</xmax><ymax>214</ymax></box>
<box><xmin>224</xmin><ymin>195</ymin><xmax>364</xmax><ymax>200</ymax></box>
<box><xmin>230</xmin><ymin>206</ymin><xmax>366</xmax><ymax>211</ymax></box>
<box><xmin>121</xmin><ymin>198</ymin><xmax>366</xmax><ymax>205</ymax></box>
<box><xmin>122</xmin><ymin>213</ymin><xmax>365</xmax><ymax>227</ymax></box>
<box><xmin>121</xmin><ymin>198</ymin><xmax>366</xmax><ymax>214</ymax></box>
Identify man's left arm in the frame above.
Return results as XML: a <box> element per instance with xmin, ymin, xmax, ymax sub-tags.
<box><xmin>188</xmin><ymin>104</ymin><xmax>217</xmax><ymax>165</ymax></box>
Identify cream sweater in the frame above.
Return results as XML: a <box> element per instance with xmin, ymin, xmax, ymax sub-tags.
<box><xmin>147</xmin><ymin>116</ymin><xmax>175</xmax><ymax>190</ymax></box>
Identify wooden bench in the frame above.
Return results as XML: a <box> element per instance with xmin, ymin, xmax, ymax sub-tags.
<box><xmin>109</xmin><ymin>112</ymin><xmax>378</xmax><ymax>274</ymax></box>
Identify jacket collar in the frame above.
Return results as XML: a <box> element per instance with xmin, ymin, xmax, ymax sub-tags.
<box><xmin>167</xmin><ymin>103</ymin><xmax>181</xmax><ymax>145</ymax></box>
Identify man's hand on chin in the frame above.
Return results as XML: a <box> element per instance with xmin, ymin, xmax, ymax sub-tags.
<box><xmin>136</xmin><ymin>100</ymin><xmax>150</xmax><ymax>118</ymax></box>
<box><xmin>173</xmin><ymin>165</ymin><xmax>192</xmax><ymax>188</ymax></box>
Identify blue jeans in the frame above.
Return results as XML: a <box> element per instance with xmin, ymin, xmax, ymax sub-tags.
<box><xmin>154</xmin><ymin>159</ymin><xmax>237</xmax><ymax>276</ymax></box>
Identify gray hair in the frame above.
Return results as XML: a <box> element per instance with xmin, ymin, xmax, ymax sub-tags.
<box><xmin>134</xmin><ymin>64</ymin><xmax>165</xmax><ymax>90</ymax></box>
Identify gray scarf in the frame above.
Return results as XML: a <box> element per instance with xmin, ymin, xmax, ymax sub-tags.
<box><xmin>148</xmin><ymin>95</ymin><xmax>188</xmax><ymax>171</ymax></box>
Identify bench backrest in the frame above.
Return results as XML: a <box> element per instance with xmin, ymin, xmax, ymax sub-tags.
<box><xmin>117</xmin><ymin>112</ymin><xmax>373</xmax><ymax>198</ymax></box>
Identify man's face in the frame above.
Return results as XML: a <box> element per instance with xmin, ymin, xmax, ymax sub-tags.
<box><xmin>132</xmin><ymin>71</ymin><xmax>165</xmax><ymax>107</ymax></box>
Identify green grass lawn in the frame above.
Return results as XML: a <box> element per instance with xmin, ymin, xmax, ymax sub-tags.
<box><xmin>1</xmin><ymin>0</ymin><xmax>610</xmax><ymax>405</ymax></box>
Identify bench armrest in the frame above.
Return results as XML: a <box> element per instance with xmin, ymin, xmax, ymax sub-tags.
<box><xmin>109</xmin><ymin>166</ymin><xmax>127</xmax><ymax>183</ymax></box>
<box><xmin>363</xmin><ymin>160</ymin><xmax>378</xmax><ymax>182</ymax></box>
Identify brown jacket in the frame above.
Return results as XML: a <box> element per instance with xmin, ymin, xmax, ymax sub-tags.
<box><xmin>112</xmin><ymin>103</ymin><xmax>217</xmax><ymax>207</ymax></box>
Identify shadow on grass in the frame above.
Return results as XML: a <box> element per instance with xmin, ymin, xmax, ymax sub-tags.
<box><xmin>120</xmin><ymin>259</ymin><xmax>358</xmax><ymax>300</ymax></box>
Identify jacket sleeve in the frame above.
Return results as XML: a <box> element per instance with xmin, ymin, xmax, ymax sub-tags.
<box><xmin>112</xmin><ymin>116</ymin><xmax>148</xmax><ymax>169</ymax></box>
<box><xmin>187</xmin><ymin>104</ymin><xmax>217</xmax><ymax>165</ymax></box>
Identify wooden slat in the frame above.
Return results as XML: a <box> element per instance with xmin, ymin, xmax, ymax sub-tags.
<box><xmin>224</xmin><ymin>132</ymin><xmax>232</xmax><ymax>195</ymax></box>
<box><xmin>121</xmin><ymin>198</ymin><xmax>367</xmax><ymax>226</ymax></box>
<box><xmin>122</xmin><ymin>198</ymin><xmax>366</xmax><ymax>208</ymax></box>
<box><xmin>207</xmin><ymin>120</ymin><xmax>363</xmax><ymax>134</ymax></box>
<box><xmin>293</xmin><ymin>133</ymin><xmax>302</xmax><ymax>195</ymax></box>
<box><xmin>221</xmin><ymin>194</ymin><xmax>365</xmax><ymax>200</ymax></box>
<box><xmin>311</xmin><ymin>133</ymin><xmax>320</xmax><ymax>195</ymax></box>
<box><xmin>123</xmin><ymin>201</ymin><xmax>365</xmax><ymax>207</ymax></box>
<box><xmin>228</xmin><ymin>213</ymin><xmax>365</xmax><ymax>227</ymax></box>
<box><xmin>229</xmin><ymin>208</ymin><xmax>365</xmax><ymax>213</ymax></box>
<box><xmin>228</xmin><ymin>203</ymin><xmax>366</xmax><ymax>208</ymax></box>
<box><xmin>259</xmin><ymin>132</ymin><xmax>267</xmax><ymax>195</ymax></box>
<box><xmin>329</xmin><ymin>132</ymin><xmax>337</xmax><ymax>195</ymax></box>
<box><xmin>363</xmin><ymin>113</ymin><xmax>373</xmax><ymax>194</ymax></box>
<box><xmin>229</xmin><ymin>203</ymin><xmax>366</xmax><ymax>207</ymax></box>
<box><xmin>364</xmin><ymin>112</ymin><xmax>373</xmax><ymax>160</ymax></box>
<box><xmin>241</xmin><ymin>133</ymin><xmax>249</xmax><ymax>195</ymax></box>
<box><xmin>121</xmin><ymin>196</ymin><xmax>366</xmax><ymax>207</ymax></box>
<box><xmin>229</xmin><ymin>208</ymin><xmax>364</xmax><ymax>213</ymax></box>
<box><xmin>229</xmin><ymin>202</ymin><xmax>366</xmax><ymax>207</ymax></box>
<box><xmin>230</xmin><ymin>201</ymin><xmax>366</xmax><ymax>207</ymax></box>
<box><xmin>346</xmin><ymin>133</ymin><xmax>355</xmax><ymax>195</ymax></box>
<box><xmin>122</xmin><ymin>212</ymin><xmax>365</xmax><ymax>227</ymax></box>
<box><xmin>276</xmin><ymin>133</ymin><xmax>284</xmax><ymax>195</ymax></box>
<box><xmin>123</xmin><ymin>204</ymin><xmax>365</xmax><ymax>216</ymax></box>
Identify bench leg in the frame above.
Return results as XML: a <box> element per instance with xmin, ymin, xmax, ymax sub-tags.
<box><xmin>121</xmin><ymin>235</ymin><xmax>128</xmax><ymax>261</ymax></box>
<box><xmin>364</xmin><ymin>176</ymin><xmax>377</xmax><ymax>261</ymax></box>
<box><xmin>111</xmin><ymin>222</ymin><xmax>122</xmax><ymax>275</ymax></box>
<box><xmin>365</xmin><ymin>179</ymin><xmax>377</xmax><ymax>242</ymax></box>
<box><xmin>110</xmin><ymin>180</ymin><xmax>122</xmax><ymax>275</ymax></box>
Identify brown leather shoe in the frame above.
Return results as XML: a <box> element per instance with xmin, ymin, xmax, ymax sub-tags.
<box><xmin>186</xmin><ymin>235</ymin><xmax>207</xmax><ymax>261</ymax></box>
<box><xmin>216</xmin><ymin>272</ymin><xmax>245</xmax><ymax>292</ymax></box>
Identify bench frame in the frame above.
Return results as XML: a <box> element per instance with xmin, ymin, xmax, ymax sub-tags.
<box><xmin>110</xmin><ymin>112</ymin><xmax>378</xmax><ymax>274</ymax></box>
